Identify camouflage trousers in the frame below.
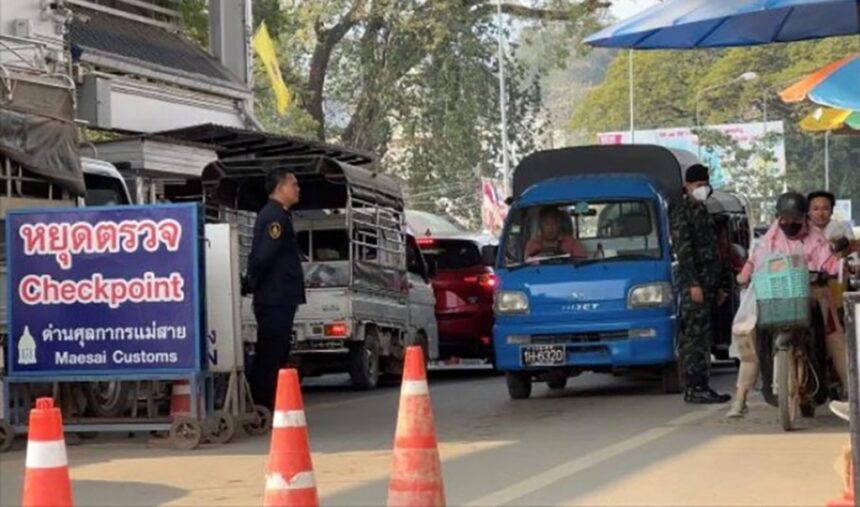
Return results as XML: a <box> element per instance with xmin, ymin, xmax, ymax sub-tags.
<box><xmin>679</xmin><ymin>288</ymin><xmax>715</xmax><ymax>389</ymax></box>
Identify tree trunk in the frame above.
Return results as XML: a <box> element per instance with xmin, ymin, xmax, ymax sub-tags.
<box><xmin>306</xmin><ymin>3</ymin><xmax>367</xmax><ymax>140</ymax></box>
<box><xmin>307</xmin><ymin>40</ymin><xmax>335</xmax><ymax>140</ymax></box>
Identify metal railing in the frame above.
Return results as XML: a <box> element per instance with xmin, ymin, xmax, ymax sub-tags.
<box><xmin>844</xmin><ymin>290</ymin><xmax>859</xmax><ymax>497</ymax></box>
<box><xmin>0</xmin><ymin>35</ymin><xmax>51</xmax><ymax>72</ymax></box>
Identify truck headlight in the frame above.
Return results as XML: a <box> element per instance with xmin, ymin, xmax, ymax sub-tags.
<box><xmin>628</xmin><ymin>283</ymin><xmax>672</xmax><ymax>308</ymax></box>
<box><xmin>495</xmin><ymin>291</ymin><xmax>530</xmax><ymax>314</ymax></box>
<box><xmin>506</xmin><ymin>335</ymin><xmax>531</xmax><ymax>344</ymax></box>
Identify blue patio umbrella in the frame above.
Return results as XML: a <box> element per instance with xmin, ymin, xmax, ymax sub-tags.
<box><xmin>584</xmin><ymin>0</ymin><xmax>860</xmax><ymax>49</ymax></box>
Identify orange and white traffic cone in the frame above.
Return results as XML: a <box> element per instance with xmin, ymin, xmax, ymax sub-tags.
<box><xmin>387</xmin><ymin>346</ymin><xmax>445</xmax><ymax>507</ymax></box>
<box><xmin>169</xmin><ymin>380</ymin><xmax>202</xmax><ymax>420</ymax></box>
<box><xmin>826</xmin><ymin>445</ymin><xmax>854</xmax><ymax>507</ymax></box>
<box><xmin>264</xmin><ymin>369</ymin><xmax>319</xmax><ymax>507</ymax></box>
<box><xmin>23</xmin><ymin>397</ymin><xmax>73</xmax><ymax>507</ymax></box>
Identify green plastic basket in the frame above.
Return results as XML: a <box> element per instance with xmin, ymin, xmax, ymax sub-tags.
<box><xmin>756</xmin><ymin>298</ymin><xmax>809</xmax><ymax>328</ymax></box>
<box><xmin>752</xmin><ymin>254</ymin><xmax>810</xmax><ymax>300</ymax></box>
<box><xmin>752</xmin><ymin>253</ymin><xmax>810</xmax><ymax>328</ymax></box>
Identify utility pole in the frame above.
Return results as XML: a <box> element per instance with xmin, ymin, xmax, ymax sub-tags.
<box><xmin>628</xmin><ymin>50</ymin><xmax>635</xmax><ymax>143</ymax></box>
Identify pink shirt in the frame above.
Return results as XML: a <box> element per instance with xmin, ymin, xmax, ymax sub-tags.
<box><xmin>741</xmin><ymin>221</ymin><xmax>840</xmax><ymax>279</ymax></box>
<box><xmin>525</xmin><ymin>234</ymin><xmax>587</xmax><ymax>258</ymax></box>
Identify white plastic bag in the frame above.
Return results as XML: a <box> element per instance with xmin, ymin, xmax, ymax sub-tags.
<box><xmin>732</xmin><ymin>287</ymin><xmax>757</xmax><ymax>336</ymax></box>
<box><xmin>730</xmin><ymin>287</ymin><xmax>757</xmax><ymax>360</ymax></box>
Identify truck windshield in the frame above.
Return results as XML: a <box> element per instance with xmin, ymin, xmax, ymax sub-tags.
<box><xmin>84</xmin><ymin>173</ymin><xmax>129</xmax><ymax>206</ymax></box>
<box><xmin>500</xmin><ymin>199</ymin><xmax>661</xmax><ymax>268</ymax></box>
<box><xmin>298</xmin><ymin>229</ymin><xmax>350</xmax><ymax>288</ymax></box>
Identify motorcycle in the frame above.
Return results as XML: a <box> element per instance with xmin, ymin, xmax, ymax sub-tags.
<box><xmin>752</xmin><ymin>253</ymin><xmax>835</xmax><ymax>431</ymax></box>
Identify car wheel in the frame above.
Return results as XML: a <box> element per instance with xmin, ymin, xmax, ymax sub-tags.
<box><xmin>85</xmin><ymin>381</ymin><xmax>135</xmax><ymax>418</ymax></box>
<box><xmin>662</xmin><ymin>361</ymin><xmax>683</xmax><ymax>394</ymax></box>
<box><xmin>349</xmin><ymin>327</ymin><xmax>380</xmax><ymax>390</ymax></box>
<box><xmin>506</xmin><ymin>372</ymin><xmax>532</xmax><ymax>400</ymax></box>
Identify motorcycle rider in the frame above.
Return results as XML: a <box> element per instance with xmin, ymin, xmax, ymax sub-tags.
<box><xmin>728</xmin><ymin>192</ymin><xmax>846</xmax><ymax>418</ymax></box>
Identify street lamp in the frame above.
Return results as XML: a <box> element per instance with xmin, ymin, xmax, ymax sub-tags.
<box><xmin>694</xmin><ymin>71</ymin><xmax>759</xmax><ymax>128</ymax></box>
<box><xmin>496</xmin><ymin>0</ymin><xmax>510</xmax><ymax>197</ymax></box>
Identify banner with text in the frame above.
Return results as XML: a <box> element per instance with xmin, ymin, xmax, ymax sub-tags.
<box><xmin>598</xmin><ymin>121</ymin><xmax>786</xmax><ymax>190</ymax></box>
<box><xmin>6</xmin><ymin>204</ymin><xmax>203</xmax><ymax>376</ymax></box>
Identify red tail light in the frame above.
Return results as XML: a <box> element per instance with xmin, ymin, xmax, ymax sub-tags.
<box><xmin>324</xmin><ymin>323</ymin><xmax>349</xmax><ymax>337</ymax></box>
<box><xmin>464</xmin><ymin>274</ymin><xmax>497</xmax><ymax>289</ymax></box>
<box><xmin>416</xmin><ymin>237</ymin><xmax>435</xmax><ymax>247</ymax></box>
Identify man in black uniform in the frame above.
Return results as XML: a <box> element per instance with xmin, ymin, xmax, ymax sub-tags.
<box><xmin>245</xmin><ymin>170</ymin><xmax>305</xmax><ymax>410</ymax></box>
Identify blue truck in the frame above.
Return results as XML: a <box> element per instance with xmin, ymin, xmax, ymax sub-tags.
<box><xmin>483</xmin><ymin>145</ymin><xmax>751</xmax><ymax>399</ymax></box>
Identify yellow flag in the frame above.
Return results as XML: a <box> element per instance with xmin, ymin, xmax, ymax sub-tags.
<box><xmin>252</xmin><ymin>23</ymin><xmax>291</xmax><ymax>114</ymax></box>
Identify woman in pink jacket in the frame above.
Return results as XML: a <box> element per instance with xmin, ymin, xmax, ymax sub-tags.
<box><xmin>727</xmin><ymin>192</ymin><xmax>845</xmax><ymax>418</ymax></box>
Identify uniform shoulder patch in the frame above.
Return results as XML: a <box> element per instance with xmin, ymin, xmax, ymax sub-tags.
<box><xmin>268</xmin><ymin>221</ymin><xmax>282</xmax><ymax>239</ymax></box>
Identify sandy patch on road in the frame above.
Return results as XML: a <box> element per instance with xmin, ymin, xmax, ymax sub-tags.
<box><xmin>53</xmin><ymin>440</ymin><xmax>512</xmax><ymax>506</ymax></box>
<box><xmin>564</xmin><ymin>433</ymin><xmax>845</xmax><ymax>506</ymax></box>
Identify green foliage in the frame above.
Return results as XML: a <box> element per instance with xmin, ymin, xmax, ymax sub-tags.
<box><xmin>695</xmin><ymin>128</ymin><xmax>784</xmax><ymax>224</ymax></box>
<box><xmin>571</xmin><ymin>36</ymin><xmax>860</xmax><ymax>222</ymax></box>
<box><xmin>177</xmin><ymin>0</ymin><xmax>207</xmax><ymax>48</ymax></box>
<box><xmin>174</xmin><ymin>0</ymin><xmax>602</xmax><ymax>229</ymax></box>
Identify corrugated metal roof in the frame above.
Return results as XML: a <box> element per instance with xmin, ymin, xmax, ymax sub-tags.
<box><xmin>70</xmin><ymin>6</ymin><xmax>239</xmax><ymax>84</ymax></box>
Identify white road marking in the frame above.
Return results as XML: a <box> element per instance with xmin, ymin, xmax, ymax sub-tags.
<box><xmin>464</xmin><ymin>405</ymin><xmax>722</xmax><ymax>506</ymax></box>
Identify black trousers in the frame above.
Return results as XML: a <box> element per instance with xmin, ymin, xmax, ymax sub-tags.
<box><xmin>250</xmin><ymin>304</ymin><xmax>297</xmax><ymax>410</ymax></box>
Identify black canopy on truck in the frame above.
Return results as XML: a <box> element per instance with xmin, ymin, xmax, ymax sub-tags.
<box><xmin>512</xmin><ymin>145</ymin><xmax>700</xmax><ymax>204</ymax></box>
<box><xmin>198</xmin><ymin>155</ymin><xmax>403</xmax><ymax>213</ymax></box>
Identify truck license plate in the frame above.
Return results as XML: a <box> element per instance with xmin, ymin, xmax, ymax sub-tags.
<box><xmin>520</xmin><ymin>345</ymin><xmax>565</xmax><ymax>367</ymax></box>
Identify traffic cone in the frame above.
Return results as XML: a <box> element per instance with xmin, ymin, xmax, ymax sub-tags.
<box><xmin>387</xmin><ymin>346</ymin><xmax>445</xmax><ymax>507</ymax></box>
<box><xmin>826</xmin><ymin>445</ymin><xmax>854</xmax><ymax>507</ymax></box>
<box><xmin>169</xmin><ymin>380</ymin><xmax>202</xmax><ymax>420</ymax></box>
<box><xmin>264</xmin><ymin>369</ymin><xmax>319</xmax><ymax>507</ymax></box>
<box><xmin>22</xmin><ymin>397</ymin><xmax>73</xmax><ymax>507</ymax></box>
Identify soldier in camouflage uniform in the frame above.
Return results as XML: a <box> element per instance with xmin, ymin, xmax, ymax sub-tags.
<box><xmin>670</xmin><ymin>164</ymin><xmax>732</xmax><ymax>404</ymax></box>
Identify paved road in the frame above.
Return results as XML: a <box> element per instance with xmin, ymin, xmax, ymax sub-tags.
<box><xmin>0</xmin><ymin>366</ymin><xmax>849</xmax><ymax>506</ymax></box>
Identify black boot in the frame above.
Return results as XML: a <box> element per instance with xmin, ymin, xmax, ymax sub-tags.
<box><xmin>684</xmin><ymin>386</ymin><xmax>731</xmax><ymax>404</ymax></box>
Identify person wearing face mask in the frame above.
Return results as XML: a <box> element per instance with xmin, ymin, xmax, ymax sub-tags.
<box><xmin>670</xmin><ymin>164</ymin><xmax>733</xmax><ymax>404</ymax></box>
<box><xmin>727</xmin><ymin>192</ymin><xmax>846</xmax><ymax>418</ymax></box>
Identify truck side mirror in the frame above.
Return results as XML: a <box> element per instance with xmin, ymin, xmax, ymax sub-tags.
<box><xmin>482</xmin><ymin>245</ymin><xmax>498</xmax><ymax>267</ymax></box>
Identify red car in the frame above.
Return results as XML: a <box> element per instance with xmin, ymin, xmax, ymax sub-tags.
<box><xmin>416</xmin><ymin>234</ymin><xmax>496</xmax><ymax>363</ymax></box>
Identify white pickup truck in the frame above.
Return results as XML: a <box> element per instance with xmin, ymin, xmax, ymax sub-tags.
<box><xmin>276</xmin><ymin>160</ymin><xmax>438</xmax><ymax>389</ymax></box>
